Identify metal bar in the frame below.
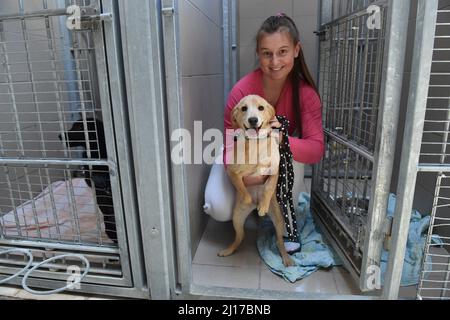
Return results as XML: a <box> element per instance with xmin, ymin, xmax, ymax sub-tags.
<box><xmin>160</xmin><ymin>0</ymin><xmax>188</xmax><ymax>297</ymax></box>
<box><xmin>119</xmin><ymin>0</ymin><xmax>175</xmax><ymax>299</ymax></box>
<box><xmin>325</xmin><ymin>129</ymin><xmax>374</xmax><ymax>161</ymax></box>
<box><xmin>0</xmin><ymin>8</ymin><xmax>67</xmax><ymax>21</ymax></box>
<box><xmin>0</xmin><ymin>158</ymin><xmax>109</xmax><ymax>166</ymax></box>
<box><xmin>320</xmin><ymin>0</ymin><xmax>333</xmax><ymax>25</ymax></box>
<box><xmin>101</xmin><ymin>0</ymin><xmax>147</xmax><ymax>292</ymax></box>
<box><xmin>186</xmin><ymin>283</ymin><xmax>378</xmax><ymax>300</ymax></box>
<box><xmin>359</xmin><ymin>0</ymin><xmax>411</xmax><ymax>292</ymax></box>
<box><xmin>418</xmin><ymin>174</ymin><xmax>444</xmax><ymax>299</ymax></box>
<box><xmin>0</xmin><ymin>6</ymin><xmax>102</xmax><ymax>21</ymax></box>
<box><xmin>0</xmin><ymin>238</ymin><xmax>118</xmax><ymax>253</ymax></box>
<box><xmin>418</xmin><ymin>165</ymin><xmax>450</xmax><ymax>173</ymax></box>
<box><xmin>382</xmin><ymin>0</ymin><xmax>439</xmax><ymax>299</ymax></box>
<box><xmin>357</xmin><ymin>21</ymin><xmax>370</xmax><ymax>145</ymax></box>
<box><xmin>222</xmin><ymin>0</ymin><xmax>230</xmax><ymax>105</ymax></box>
<box><xmin>91</xmin><ymin>2</ymin><xmax>134</xmax><ymax>287</ymax></box>
<box><xmin>321</xmin><ymin>0</ymin><xmax>388</xmax><ymax>28</ymax></box>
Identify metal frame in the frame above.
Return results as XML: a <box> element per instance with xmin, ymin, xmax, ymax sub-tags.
<box><xmin>0</xmin><ymin>0</ymin><xmax>151</xmax><ymax>299</ymax></box>
<box><xmin>312</xmin><ymin>0</ymin><xmax>411</xmax><ymax>293</ymax></box>
<box><xmin>118</xmin><ymin>0</ymin><xmax>176</xmax><ymax>300</ymax></box>
<box><xmin>160</xmin><ymin>0</ymin><xmax>390</xmax><ymax>300</ymax></box>
<box><xmin>382</xmin><ymin>0</ymin><xmax>439</xmax><ymax>300</ymax></box>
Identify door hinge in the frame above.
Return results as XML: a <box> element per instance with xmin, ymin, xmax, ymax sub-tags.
<box><xmin>314</xmin><ymin>29</ymin><xmax>327</xmax><ymax>41</ymax></box>
<box><xmin>66</xmin><ymin>5</ymin><xmax>112</xmax><ymax>31</ymax></box>
<box><xmin>162</xmin><ymin>6</ymin><xmax>175</xmax><ymax>17</ymax></box>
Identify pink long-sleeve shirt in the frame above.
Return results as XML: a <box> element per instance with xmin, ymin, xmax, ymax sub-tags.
<box><xmin>224</xmin><ymin>68</ymin><xmax>324</xmax><ymax>166</ymax></box>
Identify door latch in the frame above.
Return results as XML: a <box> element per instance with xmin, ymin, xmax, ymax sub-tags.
<box><xmin>66</xmin><ymin>5</ymin><xmax>112</xmax><ymax>31</ymax></box>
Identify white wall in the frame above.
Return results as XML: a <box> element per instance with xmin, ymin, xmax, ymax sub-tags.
<box><xmin>178</xmin><ymin>0</ymin><xmax>224</xmax><ymax>253</ymax></box>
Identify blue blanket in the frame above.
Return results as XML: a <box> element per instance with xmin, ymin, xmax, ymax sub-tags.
<box><xmin>257</xmin><ymin>192</ymin><xmax>442</xmax><ymax>285</ymax></box>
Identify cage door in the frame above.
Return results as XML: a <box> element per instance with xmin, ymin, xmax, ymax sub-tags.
<box><xmin>0</xmin><ymin>0</ymin><xmax>139</xmax><ymax>295</ymax></box>
<box><xmin>312</xmin><ymin>0</ymin><xmax>410</xmax><ymax>292</ymax></box>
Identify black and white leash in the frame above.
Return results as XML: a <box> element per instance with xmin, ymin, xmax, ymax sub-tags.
<box><xmin>275</xmin><ymin>115</ymin><xmax>299</xmax><ymax>244</ymax></box>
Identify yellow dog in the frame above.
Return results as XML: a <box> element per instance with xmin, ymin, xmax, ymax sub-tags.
<box><xmin>218</xmin><ymin>95</ymin><xmax>293</xmax><ymax>267</ymax></box>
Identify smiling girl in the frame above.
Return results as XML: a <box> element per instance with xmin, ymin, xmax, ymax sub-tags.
<box><xmin>204</xmin><ymin>13</ymin><xmax>324</xmax><ymax>253</ymax></box>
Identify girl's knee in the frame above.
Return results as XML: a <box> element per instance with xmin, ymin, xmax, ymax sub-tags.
<box><xmin>203</xmin><ymin>201</ymin><xmax>232</xmax><ymax>222</ymax></box>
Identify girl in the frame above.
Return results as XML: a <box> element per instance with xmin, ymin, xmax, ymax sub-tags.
<box><xmin>204</xmin><ymin>13</ymin><xmax>324</xmax><ymax>253</ymax></box>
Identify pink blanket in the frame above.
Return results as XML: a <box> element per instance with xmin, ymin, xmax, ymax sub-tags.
<box><xmin>1</xmin><ymin>178</ymin><xmax>113</xmax><ymax>245</ymax></box>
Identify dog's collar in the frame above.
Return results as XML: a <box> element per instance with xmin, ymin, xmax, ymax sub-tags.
<box><xmin>234</xmin><ymin>129</ymin><xmax>273</xmax><ymax>141</ymax></box>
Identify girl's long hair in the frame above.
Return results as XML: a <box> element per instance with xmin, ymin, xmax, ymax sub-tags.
<box><xmin>256</xmin><ymin>14</ymin><xmax>319</xmax><ymax>137</ymax></box>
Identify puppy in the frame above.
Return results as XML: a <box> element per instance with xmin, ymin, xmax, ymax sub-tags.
<box><xmin>218</xmin><ymin>95</ymin><xmax>293</xmax><ymax>267</ymax></box>
<box><xmin>59</xmin><ymin>118</ymin><xmax>117</xmax><ymax>243</ymax></box>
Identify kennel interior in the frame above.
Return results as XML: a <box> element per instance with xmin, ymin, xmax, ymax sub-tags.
<box><xmin>0</xmin><ymin>0</ymin><xmax>152</xmax><ymax>299</ymax></box>
<box><xmin>164</xmin><ymin>0</ymin><xmax>450</xmax><ymax>300</ymax></box>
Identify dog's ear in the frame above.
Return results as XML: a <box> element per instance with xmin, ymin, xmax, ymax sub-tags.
<box><xmin>231</xmin><ymin>105</ymin><xmax>240</xmax><ymax>129</ymax></box>
<box><xmin>267</xmin><ymin>101</ymin><xmax>276</xmax><ymax>120</ymax></box>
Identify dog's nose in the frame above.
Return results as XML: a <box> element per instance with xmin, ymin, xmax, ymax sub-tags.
<box><xmin>248</xmin><ymin>117</ymin><xmax>259</xmax><ymax>127</ymax></box>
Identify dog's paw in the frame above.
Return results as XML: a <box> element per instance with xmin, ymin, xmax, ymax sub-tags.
<box><xmin>218</xmin><ymin>248</ymin><xmax>234</xmax><ymax>257</ymax></box>
<box><xmin>282</xmin><ymin>255</ymin><xmax>294</xmax><ymax>267</ymax></box>
<box><xmin>257</xmin><ymin>202</ymin><xmax>270</xmax><ymax>217</ymax></box>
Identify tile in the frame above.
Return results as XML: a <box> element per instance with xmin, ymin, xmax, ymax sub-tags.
<box><xmin>239</xmin><ymin>45</ymin><xmax>258</xmax><ymax>78</ymax></box>
<box><xmin>239</xmin><ymin>0</ymin><xmax>266</xmax><ymax>19</ymax></box>
<box><xmin>239</xmin><ymin>18</ymin><xmax>264</xmax><ymax>47</ymax></box>
<box><xmin>179</xmin><ymin>0</ymin><xmax>224</xmax><ymax>77</ymax></box>
<box><xmin>332</xmin><ymin>267</ymin><xmax>361</xmax><ymax>295</ymax></box>
<box><xmin>295</xmin><ymin>15</ymin><xmax>320</xmax><ymax>41</ymax></box>
<box><xmin>294</xmin><ymin>1</ymin><xmax>318</xmax><ymax>17</ymax></box>
<box><xmin>398</xmin><ymin>285</ymin><xmax>418</xmax><ymax>299</ymax></box>
<box><xmin>259</xmin><ymin>264</ymin><xmax>338</xmax><ymax>294</ymax></box>
<box><xmin>193</xmin><ymin>217</ymin><xmax>261</xmax><ymax>268</ymax></box>
<box><xmin>188</xmin><ymin>0</ymin><xmax>222</xmax><ymax>27</ymax></box>
<box><xmin>264</xmin><ymin>0</ymin><xmax>293</xmax><ymax>18</ymax></box>
<box><xmin>14</xmin><ymin>289</ymin><xmax>87</xmax><ymax>300</ymax></box>
<box><xmin>86</xmin><ymin>295</ymin><xmax>116</xmax><ymax>300</ymax></box>
<box><xmin>192</xmin><ymin>264</ymin><xmax>260</xmax><ymax>289</ymax></box>
<box><xmin>0</xmin><ymin>286</ymin><xmax>21</xmax><ymax>297</ymax></box>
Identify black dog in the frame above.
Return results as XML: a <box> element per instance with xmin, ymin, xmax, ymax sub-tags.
<box><xmin>59</xmin><ymin>118</ymin><xmax>117</xmax><ymax>243</ymax></box>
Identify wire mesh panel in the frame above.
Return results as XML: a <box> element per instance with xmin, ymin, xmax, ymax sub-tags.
<box><xmin>0</xmin><ymin>0</ymin><xmax>132</xmax><ymax>290</ymax></box>
<box><xmin>315</xmin><ymin>139</ymin><xmax>373</xmax><ymax>253</ymax></box>
<box><xmin>417</xmin><ymin>175</ymin><xmax>450</xmax><ymax>300</ymax></box>
<box><xmin>0</xmin><ymin>165</ymin><xmax>114</xmax><ymax>245</ymax></box>
<box><xmin>417</xmin><ymin>7</ymin><xmax>450</xmax><ymax>300</ymax></box>
<box><xmin>313</xmin><ymin>2</ymin><xmax>387</xmax><ymax>273</ymax></box>
<box><xmin>321</xmin><ymin>6</ymin><xmax>387</xmax><ymax>152</ymax></box>
<box><xmin>0</xmin><ymin>2</ymin><xmax>100</xmax><ymax>160</ymax></box>
<box><xmin>331</xmin><ymin>0</ymin><xmax>381</xmax><ymax>18</ymax></box>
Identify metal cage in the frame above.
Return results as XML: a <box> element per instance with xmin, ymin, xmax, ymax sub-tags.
<box><xmin>0</xmin><ymin>0</ymin><xmax>148</xmax><ymax>299</ymax></box>
<box><xmin>415</xmin><ymin>5</ymin><xmax>450</xmax><ymax>300</ymax></box>
<box><xmin>312</xmin><ymin>0</ymin><xmax>409</xmax><ymax>292</ymax></box>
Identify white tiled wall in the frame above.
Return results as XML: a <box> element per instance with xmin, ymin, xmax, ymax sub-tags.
<box><xmin>237</xmin><ymin>0</ymin><xmax>319</xmax><ymax>81</ymax></box>
<box><xmin>178</xmin><ymin>0</ymin><xmax>224</xmax><ymax>252</ymax></box>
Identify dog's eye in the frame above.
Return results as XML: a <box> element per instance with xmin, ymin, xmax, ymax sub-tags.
<box><xmin>241</xmin><ymin>106</ymin><xmax>248</xmax><ymax>112</ymax></box>
<box><xmin>258</xmin><ymin>106</ymin><xmax>264</xmax><ymax>111</ymax></box>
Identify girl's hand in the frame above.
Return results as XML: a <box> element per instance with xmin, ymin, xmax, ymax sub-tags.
<box><xmin>269</xmin><ymin>117</ymin><xmax>283</xmax><ymax>143</ymax></box>
<box><xmin>269</xmin><ymin>117</ymin><xmax>282</xmax><ymax>129</ymax></box>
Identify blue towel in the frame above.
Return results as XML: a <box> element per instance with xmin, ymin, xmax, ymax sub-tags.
<box><xmin>257</xmin><ymin>192</ymin><xmax>340</xmax><ymax>283</ymax></box>
<box><xmin>257</xmin><ymin>192</ymin><xmax>442</xmax><ymax>285</ymax></box>
<box><xmin>380</xmin><ymin>193</ymin><xmax>443</xmax><ymax>286</ymax></box>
